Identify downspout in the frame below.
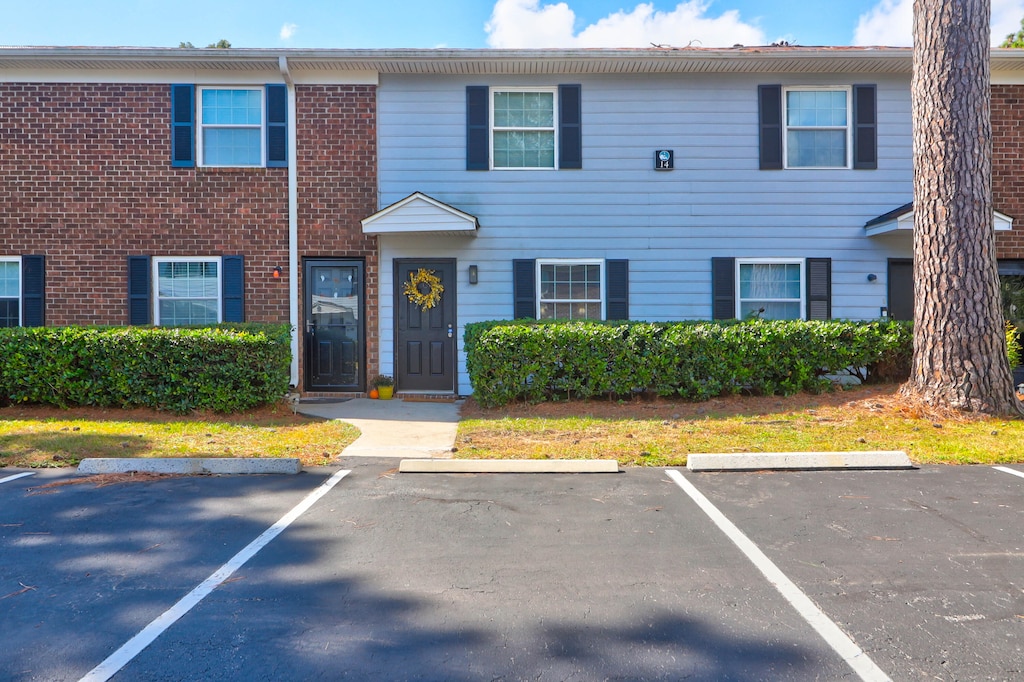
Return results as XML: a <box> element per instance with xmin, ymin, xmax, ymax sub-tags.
<box><xmin>279</xmin><ymin>56</ymin><xmax>299</xmax><ymax>388</ymax></box>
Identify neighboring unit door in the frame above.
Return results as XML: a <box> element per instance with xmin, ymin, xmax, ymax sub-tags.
<box><xmin>305</xmin><ymin>259</ymin><xmax>365</xmax><ymax>392</ymax></box>
<box><xmin>888</xmin><ymin>259</ymin><xmax>914</xmax><ymax>321</ymax></box>
<box><xmin>395</xmin><ymin>259</ymin><xmax>456</xmax><ymax>392</ymax></box>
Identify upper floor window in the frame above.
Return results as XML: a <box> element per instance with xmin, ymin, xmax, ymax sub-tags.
<box><xmin>198</xmin><ymin>88</ymin><xmax>264</xmax><ymax>167</ymax></box>
<box><xmin>784</xmin><ymin>87</ymin><xmax>850</xmax><ymax>169</ymax></box>
<box><xmin>154</xmin><ymin>257</ymin><xmax>221</xmax><ymax>325</ymax></box>
<box><xmin>0</xmin><ymin>257</ymin><xmax>20</xmax><ymax>328</ymax></box>
<box><xmin>492</xmin><ymin>88</ymin><xmax>557</xmax><ymax>169</ymax></box>
<box><xmin>537</xmin><ymin>259</ymin><xmax>603</xmax><ymax>320</ymax></box>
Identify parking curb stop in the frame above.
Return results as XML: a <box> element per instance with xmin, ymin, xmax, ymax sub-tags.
<box><xmin>687</xmin><ymin>450</ymin><xmax>913</xmax><ymax>472</ymax></box>
<box><xmin>77</xmin><ymin>457</ymin><xmax>302</xmax><ymax>475</ymax></box>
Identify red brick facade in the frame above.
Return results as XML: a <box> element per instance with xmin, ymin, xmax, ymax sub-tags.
<box><xmin>992</xmin><ymin>85</ymin><xmax>1024</xmax><ymax>260</ymax></box>
<box><xmin>0</xmin><ymin>81</ymin><xmax>378</xmax><ymax>392</ymax></box>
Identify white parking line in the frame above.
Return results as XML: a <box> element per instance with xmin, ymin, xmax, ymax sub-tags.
<box><xmin>993</xmin><ymin>465</ymin><xmax>1024</xmax><ymax>480</ymax></box>
<box><xmin>666</xmin><ymin>469</ymin><xmax>891</xmax><ymax>682</ymax></box>
<box><xmin>78</xmin><ymin>468</ymin><xmax>351</xmax><ymax>682</ymax></box>
<box><xmin>0</xmin><ymin>472</ymin><xmax>36</xmax><ymax>485</ymax></box>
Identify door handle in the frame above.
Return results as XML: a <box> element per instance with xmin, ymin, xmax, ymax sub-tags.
<box><xmin>447</xmin><ymin>324</ymin><xmax>454</xmax><ymax>339</ymax></box>
<box><xmin>306</xmin><ymin>320</ymin><xmax>315</xmax><ymax>334</ymax></box>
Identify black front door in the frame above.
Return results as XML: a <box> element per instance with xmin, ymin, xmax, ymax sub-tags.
<box><xmin>305</xmin><ymin>259</ymin><xmax>364</xmax><ymax>391</ymax></box>
<box><xmin>888</xmin><ymin>259</ymin><xmax>914</xmax><ymax>321</ymax></box>
<box><xmin>395</xmin><ymin>259</ymin><xmax>456</xmax><ymax>392</ymax></box>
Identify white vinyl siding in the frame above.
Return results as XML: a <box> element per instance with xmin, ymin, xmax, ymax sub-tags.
<box><xmin>153</xmin><ymin>257</ymin><xmax>222</xmax><ymax>325</ymax></box>
<box><xmin>491</xmin><ymin>88</ymin><xmax>557</xmax><ymax>169</ymax></box>
<box><xmin>197</xmin><ymin>87</ymin><xmax>264</xmax><ymax>167</ymax></box>
<box><xmin>0</xmin><ymin>257</ymin><xmax>20</xmax><ymax>328</ymax></box>
<box><xmin>737</xmin><ymin>259</ymin><xmax>805</xmax><ymax>320</ymax></box>
<box><xmin>784</xmin><ymin>87</ymin><xmax>851</xmax><ymax>169</ymax></box>
<box><xmin>537</xmin><ymin>259</ymin><xmax>604</xmax><ymax>320</ymax></box>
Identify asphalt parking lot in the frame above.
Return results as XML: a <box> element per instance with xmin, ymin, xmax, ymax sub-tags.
<box><xmin>1</xmin><ymin>462</ymin><xmax>1022</xmax><ymax>681</ymax></box>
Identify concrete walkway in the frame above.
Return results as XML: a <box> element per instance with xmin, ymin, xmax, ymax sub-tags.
<box><xmin>297</xmin><ymin>398</ymin><xmax>460</xmax><ymax>459</ymax></box>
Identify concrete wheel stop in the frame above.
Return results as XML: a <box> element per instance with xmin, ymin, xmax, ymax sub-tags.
<box><xmin>399</xmin><ymin>459</ymin><xmax>620</xmax><ymax>474</ymax></box>
<box><xmin>78</xmin><ymin>458</ymin><xmax>302</xmax><ymax>475</ymax></box>
<box><xmin>687</xmin><ymin>450</ymin><xmax>913</xmax><ymax>472</ymax></box>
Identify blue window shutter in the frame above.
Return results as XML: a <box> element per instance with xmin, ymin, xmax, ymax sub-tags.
<box><xmin>605</xmin><ymin>259</ymin><xmax>628</xmax><ymax>320</ymax></box>
<box><xmin>127</xmin><ymin>256</ymin><xmax>151</xmax><ymax>325</ymax></box>
<box><xmin>171</xmin><ymin>84</ymin><xmax>195</xmax><ymax>168</ymax></box>
<box><xmin>758</xmin><ymin>85</ymin><xmax>783</xmax><ymax>170</ymax></box>
<box><xmin>466</xmin><ymin>86</ymin><xmax>490</xmax><ymax>171</ymax></box>
<box><xmin>711</xmin><ymin>257</ymin><xmax>736</xmax><ymax>320</ymax></box>
<box><xmin>21</xmin><ymin>255</ymin><xmax>45</xmax><ymax>327</ymax></box>
<box><xmin>559</xmin><ymin>84</ymin><xmax>582</xmax><ymax>169</ymax></box>
<box><xmin>266</xmin><ymin>84</ymin><xmax>288</xmax><ymax>168</ymax></box>
<box><xmin>853</xmin><ymin>84</ymin><xmax>877</xmax><ymax>170</ymax></box>
<box><xmin>806</xmin><ymin>258</ymin><xmax>832</xmax><ymax>320</ymax></box>
<box><xmin>512</xmin><ymin>259</ymin><xmax>536</xmax><ymax>319</ymax></box>
<box><xmin>222</xmin><ymin>255</ymin><xmax>245</xmax><ymax>322</ymax></box>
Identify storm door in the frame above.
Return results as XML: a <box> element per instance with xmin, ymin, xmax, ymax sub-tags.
<box><xmin>305</xmin><ymin>259</ymin><xmax>364</xmax><ymax>391</ymax></box>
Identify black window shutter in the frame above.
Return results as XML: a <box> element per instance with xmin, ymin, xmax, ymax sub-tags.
<box><xmin>806</xmin><ymin>258</ymin><xmax>832</xmax><ymax>320</ymax></box>
<box><xmin>21</xmin><ymin>255</ymin><xmax>45</xmax><ymax>327</ymax></box>
<box><xmin>605</xmin><ymin>259</ymin><xmax>628</xmax><ymax>320</ymax></box>
<box><xmin>266</xmin><ymin>84</ymin><xmax>288</xmax><ymax>168</ymax></box>
<box><xmin>559</xmin><ymin>84</ymin><xmax>582</xmax><ymax>170</ymax></box>
<box><xmin>171</xmin><ymin>84</ymin><xmax>195</xmax><ymax>168</ymax></box>
<box><xmin>127</xmin><ymin>256</ymin><xmax>151</xmax><ymax>325</ymax></box>
<box><xmin>853</xmin><ymin>84</ymin><xmax>877</xmax><ymax>170</ymax></box>
<box><xmin>758</xmin><ymin>85</ymin><xmax>783</xmax><ymax>170</ymax></box>
<box><xmin>711</xmin><ymin>257</ymin><xmax>736</xmax><ymax>320</ymax></box>
<box><xmin>222</xmin><ymin>255</ymin><xmax>245</xmax><ymax>323</ymax></box>
<box><xmin>512</xmin><ymin>259</ymin><xmax>536</xmax><ymax>319</ymax></box>
<box><xmin>467</xmin><ymin>86</ymin><xmax>490</xmax><ymax>171</ymax></box>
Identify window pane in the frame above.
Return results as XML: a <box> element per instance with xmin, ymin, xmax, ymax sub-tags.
<box><xmin>493</xmin><ymin>130</ymin><xmax>554</xmax><ymax>168</ymax></box>
<box><xmin>202</xmin><ymin>89</ymin><xmax>261</xmax><ymax>125</ymax></box>
<box><xmin>786</xmin><ymin>90</ymin><xmax>847</xmax><ymax>127</ymax></box>
<box><xmin>538</xmin><ymin>262</ymin><xmax>603</xmax><ymax>320</ymax></box>
<box><xmin>156</xmin><ymin>260</ymin><xmax>219</xmax><ymax>326</ymax></box>
<box><xmin>494</xmin><ymin>91</ymin><xmax>553</xmax><ymax>128</ymax></box>
<box><xmin>739</xmin><ymin>262</ymin><xmax>802</xmax><ymax>320</ymax></box>
<box><xmin>740</xmin><ymin>300</ymin><xmax>800</xmax><ymax>320</ymax></box>
<box><xmin>203</xmin><ymin>128</ymin><xmax>261</xmax><ymax>166</ymax></box>
<box><xmin>787</xmin><ymin>129</ymin><xmax>846</xmax><ymax>168</ymax></box>
<box><xmin>0</xmin><ymin>298</ymin><xmax>18</xmax><ymax>327</ymax></box>
<box><xmin>0</xmin><ymin>262</ymin><xmax>19</xmax><ymax>298</ymax></box>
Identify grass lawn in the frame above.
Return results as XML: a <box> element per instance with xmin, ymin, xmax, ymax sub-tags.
<box><xmin>456</xmin><ymin>384</ymin><xmax>1024</xmax><ymax>467</ymax></box>
<box><xmin>0</xmin><ymin>403</ymin><xmax>359</xmax><ymax>468</ymax></box>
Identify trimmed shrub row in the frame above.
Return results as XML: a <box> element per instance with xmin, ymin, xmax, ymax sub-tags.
<box><xmin>0</xmin><ymin>324</ymin><xmax>291</xmax><ymax>413</ymax></box>
<box><xmin>464</xmin><ymin>319</ymin><xmax>913</xmax><ymax>407</ymax></box>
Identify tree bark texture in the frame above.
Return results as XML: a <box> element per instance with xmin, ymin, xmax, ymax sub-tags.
<box><xmin>906</xmin><ymin>0</ymin><xmax>1022</xmax><ymax>414</ymax></box>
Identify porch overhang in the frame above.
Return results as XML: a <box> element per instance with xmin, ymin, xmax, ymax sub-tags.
<box><xmin>865</xmin><ymin>202</ymin><xmax>1013</xmax><ymax>237</ymax></box>
<box><xmin>361</xmin><ymin>192</ymin><xmax>479</xmax><ymax>237</ymax></box>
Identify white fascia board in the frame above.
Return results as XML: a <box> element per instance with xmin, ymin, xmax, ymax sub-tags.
<box><xmin>1</xmin><ymin>67</ymin><xmax>377</xmax><ymax>85</ymax></box>
<box><xmin>866</xmin><ymin>210</ymin><xmax>1013</xmax><ymax>237</ymax></box>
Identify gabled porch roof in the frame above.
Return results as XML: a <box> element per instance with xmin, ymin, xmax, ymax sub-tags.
<box><xmin>361</xmin><ymin>192</ymin><xmax>479</xmax><ymax>237</ymax></box>
<box><xmin>865</xmin><ymin>202</ymin><xmax>1013</xmax><ymax>237</ymax></box>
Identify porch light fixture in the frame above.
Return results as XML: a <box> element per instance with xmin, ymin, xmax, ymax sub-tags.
<box><xmin>468</xmin><ymin>264</ymin><xmax>479</xmax><ymax>285</ymax></box>
<box><xmin>273</xmin><ymin>266</ymin><xmax>283</xmax><ymax>278</ymax></box>
<box><xmin>867</xmin><ymin>273</ymin><xmax>877</xmax><ymax>282</ymax></box>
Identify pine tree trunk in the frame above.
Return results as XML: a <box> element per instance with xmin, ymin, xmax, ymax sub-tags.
<box><xmin>904</xmin><ymin>0</ymin><xmax>1023</xmax><ymax>415</ymax></box>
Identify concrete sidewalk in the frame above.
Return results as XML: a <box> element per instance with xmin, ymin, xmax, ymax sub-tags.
<box><xmin>297</xmin><ymin>398</ymin><xmax>460</xmax><ymax>459</ymax></box>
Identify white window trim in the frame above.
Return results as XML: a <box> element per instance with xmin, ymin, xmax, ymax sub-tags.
<box><xmin>782</xmin><ymin>85</ymin><xmax>852</xmax><ymax>170</ymax></box>
<box><xmin>196</xmin><ymin>86</ymin><xmax>266</xmax><ymax>168</ymax></box>
<box><xmin>490</xmin><ymin>86</ymin><xmax>558</xmax><ymax>171</ymax></box>
<box><xmin>735</xmin><ymin>258</ymin><xmax>806</xmax><ymax>320</ymax></box>
<box><xmin>152</xmin><ymin>256</ymin><xmax>223</xmax><ymax>325</ymax></box>
<box><xmin>0</xmin><ymin>256</ymin><xmax>22</xmax><ymax>327</ymax></box>
<box><xmin>536</xmin><ymin>258</ymin><xmax>605</xmax><ymax>320</ymax></box>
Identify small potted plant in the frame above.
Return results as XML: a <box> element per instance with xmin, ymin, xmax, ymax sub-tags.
<box><xmin>372</xmin><ymin>374</ymin><xmax>395</xmax><ymax>400</ymax></box>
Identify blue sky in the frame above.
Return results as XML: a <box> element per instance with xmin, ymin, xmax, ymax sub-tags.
<box><xmin>2</xmin><ymin>0</ymin><xmax>1023</xmax><ymax>49</ymax></box>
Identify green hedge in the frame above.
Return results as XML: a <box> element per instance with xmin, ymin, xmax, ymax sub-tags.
<box><xmin>0</xmin><ymin>324</ymin><xmax>291</xmax><ymax>413</ymax></box>
<box><xmin>464</xmin><ymin>319</ymin><xmax>913</xmax><ymax>407</ymax></box>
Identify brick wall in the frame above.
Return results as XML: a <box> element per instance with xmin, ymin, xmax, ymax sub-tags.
<box><xmin>0</xmin><ymin>81</ymin><xmax>379</xmax><ymax>392</ymax></box>
<box><xmin>992</xmin><ymin>85</ymin><xmax>1024</xmax><ymax>259</ymax></box>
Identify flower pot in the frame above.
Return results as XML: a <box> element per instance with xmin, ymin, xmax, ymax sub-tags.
<box><xmin>378</xmin><ymin>386</ymin><xmax>394</xmax><ymax>400</ymax></box>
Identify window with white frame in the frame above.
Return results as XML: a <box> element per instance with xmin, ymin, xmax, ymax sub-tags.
<box><xmin>784</xmin><ymin>87</ymin><xmax>850</xmax><ymax>168</ymax></box>
<box><xmin>492</xmin><ymin>88</ymin><xmax>557</xmax><ymax>169</ymax></box>
<box><xmin>198</xmin><ymin>88</ymin><xmax>264</xmax><ymax>167</ymax></box>
<box><xmin>0</xmin><ymin>257</ymin><xmax>20</xmax><ymax>328</ymax></box>
<box><xmin>737</xmin><ymin>259</ymin><xmax>804</xmax><ymax>320</ymax></box>
<box><xmin>154</xmin><ymin>257</ymin><xmax>221</xmax><ymax>325</ymax></box>
<box><xmin>538</xmin><ymin>259</ymin><xmax>603</xmax><ymax>320</ymax></box>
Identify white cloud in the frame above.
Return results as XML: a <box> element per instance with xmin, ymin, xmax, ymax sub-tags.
<box><xmin>280</xmin><ymin>23</ymin><xmax>298</xmax><ymax>41</ymax></box>
<box><xmin>854</xmin><ymin>0</ymin><xmax>1024</xmax><ymax>47</ymax></box>
<box><xmin>485</xmin><ymin>0</ymin><xmax>766</xmax><ymax>49</ymax></box>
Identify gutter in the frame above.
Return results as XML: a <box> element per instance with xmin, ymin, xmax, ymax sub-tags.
<box><xmin>279</xmin><ymin>56</ymin><xmax>300</xmax><ymax>388</ymax></box>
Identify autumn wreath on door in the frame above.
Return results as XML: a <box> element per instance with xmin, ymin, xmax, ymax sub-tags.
<box><xmin>403</xmin><ymin>268</ymin><xmax>444</xmax><ymax>311</ymax></box>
